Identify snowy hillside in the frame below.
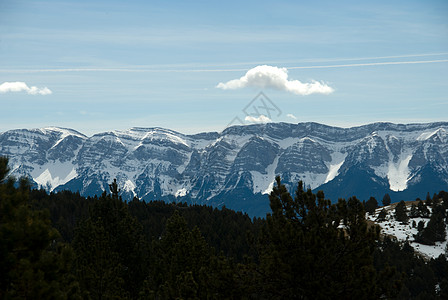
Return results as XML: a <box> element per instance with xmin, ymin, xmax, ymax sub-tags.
<box><xmin>368</xmin><ymin>199</ymin><xmax>448</xmax><ymax>259</ymax></box>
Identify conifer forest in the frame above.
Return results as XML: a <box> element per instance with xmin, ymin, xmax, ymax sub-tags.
<box><xmin>1</xmin><ymin>156</ymin><xmax>448</xmax><ymax>299</ymax></box>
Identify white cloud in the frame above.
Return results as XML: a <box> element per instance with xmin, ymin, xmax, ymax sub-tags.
<box><xmin>287</xmin><ymin>113</ymin><xmax>297</xmax><ymax>120</ymax></box>
<box><xmin>245</xmin><ymin>114</ymin><xmax>272</xmax><ymax>123</ymax></box>
<box><xmin>0</xmin><ymin>81</ymin><xmax>52</xmax><ymax>95</ymax></box>
<box><xmin>216</xmin><ymin>65</ymin><xmax>334</xmax><ymax>95</ymax></box>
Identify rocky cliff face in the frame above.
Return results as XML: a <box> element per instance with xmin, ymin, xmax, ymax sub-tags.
<box><xmin>1</xmin><ymin>122</ymin><xmax>447</xmax><ymax>216</ymax></box>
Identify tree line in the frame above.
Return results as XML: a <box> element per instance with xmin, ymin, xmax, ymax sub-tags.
<box><xmin>1</xmin><ymin>157</ymin><xmax>448</xmax><ymax>299</ymax></box>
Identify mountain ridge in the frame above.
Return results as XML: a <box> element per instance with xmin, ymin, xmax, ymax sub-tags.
<box><xmin>1</xmin><ymin>121</ymin><xmax>447</xmax><ymax>216</ymax></box>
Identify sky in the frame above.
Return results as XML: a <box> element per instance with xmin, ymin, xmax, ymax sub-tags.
<box><xmin>0</xmin><ymin>0</ymin><xmax>447</xmax><ymax>136</ymax></box>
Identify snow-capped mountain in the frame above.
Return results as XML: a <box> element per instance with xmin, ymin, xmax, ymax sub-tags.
<box><xmin>1</xmin><ymin>122</ymin><xmax>448</xmax><ymax>216</ymax></box>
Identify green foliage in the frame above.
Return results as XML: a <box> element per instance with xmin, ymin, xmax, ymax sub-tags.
<box><xmin>395</xmin><ymin>200</ymin><xmax>409</xmax><ymax>224</ymax></box>
<box><xmin>73</xmin><ymin>188</ymin><xmax>149</xmax><ymax>299</ymax></box>
<box><xmin>414</xmin><ymin>203</ymin><xmax>447</xmax><ymax>245</ymax></box>
<box><xmin>73</xmin><ymin>218</ymin><xmax>128</xmax><ymax>299</ymax></box>
<box><xmin>0</xmin><ymin>156</ymin><xmax>9</xmax><ymax>182</ymax></box>
<box><xmin>2</xmin><ymin>152</ymin><xmax>447</xmax><ymax>299</ymax></box>
<box><xmin>373</xmin><ymin>236</ymin><xmax>439</xmax><ymax>299</ymax></box>
<box><xmin>147</xmin><ymin>211</ymin><xmax>241</xmax><ymax>299</ymax></box>
<box><xmin>377</xmin><ymin>208</ymin><xmax>387</xmax><ymax>222</ymax></box>
<box><xmin>382</xmin><ymin>193</ymin><xmax>391</xmax><ymax>206</ymax></box>
<box><xmin>418</xmin><ymin>201</ymin><xmax>430</xmax><ymax>218</ymax></box>
<box><xmin>251</xmin><ymin>177</ymin><xmax>382</xmax><ymax>299</ymax></box>
<box><xmin>426</xmin><ymin>192</ymin><xmax>432</xmax><ymax>207</ymax></box>
<box><xmin>409</xmin><ymin>201</ymin><xmax>431</xmax><ymax>218</ymax></box>
<box><xmin>410</xmin><ymin>203</ymin><xmax>418</xmax><ymax>218</ymax></box>
<box><xmin>365</xmin><ymin>196</ymin><xmax>378</xmax><ymax>214</ymax></box>
<box><xmin>127</xmin><ymin>199</ymin><xmax>261</xmax><ymax>263</ymax></box>
<box><xmin>30</xmin><ymin>189</ymin><xmax>93</xmax><ymax>242</ymax></box>
<box><xmin>0</xmin><ymin>157</ymin><xmax>81</xmax><ymax>299</ymax></box>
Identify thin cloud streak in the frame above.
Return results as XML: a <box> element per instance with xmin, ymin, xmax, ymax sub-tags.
<box><xmin>1</xmin><ymin>59</ymin><xmax>447</xmax><ymax>74</ymax></box>
<box><xmin>288</xmin><ymin>59</ymin><xmax>448</xmax><ymax>70</ymax></box>
<box><xmin>291</xmin><ymin>52</ymin><xmax>448</xmax><ymax>64</ymax></box>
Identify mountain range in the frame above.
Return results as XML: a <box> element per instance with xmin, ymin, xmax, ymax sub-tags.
<box><xmin>1</xmin><ymin>122</ymin><xmax>447</xmax><ymax>216</ymax></box>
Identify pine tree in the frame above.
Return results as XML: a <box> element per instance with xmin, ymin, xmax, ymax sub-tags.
<box><xmin>410</xmin><ymin>203</ymin><xmax>418</xmax><ymax>218</ymax></box>
<box><xmin>365</xmin><ymin>197</ymin><xmax>378</xmax><ymax>215</ymax></box>
<box><xmin>394</xmin><ymin>201</ymin><xmax>409</xmax><ymax>224</ymax></box>
<box><xmin>0</xmin><ymin>157</ymin><xmax>81</xmax><ymax>299</ymax></box>
<box><xmin>149</xmin><ymin>211</ymin><xmax>214</xmax><ymax>299</ymax></box>
<box><xmin>415</xmin><ymin>204</ymin><xmax>447</xmax><ymax>245</ymax></box>
<box><xmin>417</xmin><ymin>200</ymin><xmax>430</xmax><ymax>218</ymax></box>
<box><xmin>440</xmin><ymin>279</ymin><xmax>448</xmax><ymax>300</ymax></box>
<box><xmin>254</xmin><ymin>177</ymin><xmax>382</xmax><ymax>299</ymax></box>
<box><xmin>432</xmin><ymin>193</ymin><xmax>440</xmax><ymax>206</ymax></box>
<box><xmin>426</xmin><ymin>192</ymin><xmax>432</xmax><ymax>207</ymax></box>
<box><xmin>417</xmin><ymin>220</ymin><xmax>425</xmax><ymax>233</ymax></box>
<box><xmin>73</xmin><ymin>180</ymin><xmax>149</xmax><ymax>299</ymax></box>
<box><xmin>377</xmin><ymin>208</ymin><xmax>387</xmax><ymax>222</ymax></box>
<box><xmin>382</xmin><ymin>193</ymin><xmax>391</xmax><ymax>207</ymax></box>
<box><xmin>73</xmin><ymin>219</ymin><xmax>127</xmax><ymax>299</ymax></box>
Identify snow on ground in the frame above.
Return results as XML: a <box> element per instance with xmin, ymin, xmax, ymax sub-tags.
<box><xmin>367</xmin><ymin>204</ymin><xmax>447</xmax><ymax>259</ymax></box>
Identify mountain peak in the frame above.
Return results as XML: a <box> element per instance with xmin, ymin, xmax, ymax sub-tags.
<box><xmin>2</xmin><ymin>121</ymin><xmax>448</xmax><ymax>216</ymax></box>
<box><xmin>39</xmin><ymin>126</ymin><xmax>87</xmax><ymax>139</ymax></box>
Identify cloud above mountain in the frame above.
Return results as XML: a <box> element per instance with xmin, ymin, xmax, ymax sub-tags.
<box><xmin>245</xmin><ymin>114</ymin><xmax>272</xmax><ymax>123</ymax></box>
<box><xmin>0</xmin><ymin>81</ymin><xmax>52</xmax><ymax>95</ymax></box>
<box><xmin>216</xmin><ymin>65</ymin><xmax>334</xmax><ymax>95</ymax></box>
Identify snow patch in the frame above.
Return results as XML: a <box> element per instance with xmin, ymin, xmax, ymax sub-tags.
<box><xmin>324</xmin><ymin>153</ymin><xmax>346</xmax><ymax>184</ymax></box>
<box><xmin>365</xmin><ymin>134</ymin><xmax>379</xmax><ymax>154</ymax></box>
<box><xmin>250</xmin><ymin>171</ymin><xmax>268</xmax><ymax>194</ymax></box>
<box><xmin>41</xmin><ymin>127</ymin><xmax>86</xmax><ymax>139</ymax></box>
<box><xmin>263</xmin><ymin>181</ymin><xmax>274</xmax><ymax>195</ymax></box>
<box><xmin>387</xmin><ymin>154</ymin><xmax>412</xmax><ymax>191</ymax></box>
<box><xmin>119</xmin><ymin>128</ymin><xmax>190</xmax><ymax>147</ymax></box>
<box><xmin>50</xmin><ymin>132</ymin><xmax>71</xmax><ymax>149</ymax></box>
<box><xmin>250</xmin><ymin>155</ymin><xmax>279</xmax><ymax>194</ymax></box>
<box><xmin>292</xmin><ymin>172</ymin><xmax>329</xmax><ymax>189</ymax></box>
<box><xmin>33</xmin><ymin>165</ymin><xmax>77</xmax><ymax>192</ymax></box>
<box><xmin>416</xmin><ymin>128</ymin><xmax>446</xmax><ymax>141</ymax></box>
<box><xmin>177</xmin><ymin>152</ymin><xmax>192</xmax><ymax>174</ymax></box>
<box><xmin>325</xmin><ymin>161</ymin><xmax>344</xmax><ymax>184</ymax></box>
<box><xmin>175</xmin><ymin>188</ymin><xmax>187</xmax><ymax>197</ymax></box>
<box><xmin>277</xmin><ymin>137</ymin><xmax>299</xmax><ymax>149</ymax></box>
<box><xmin>123</xmin><ymin>179</ymin><xmax>137</xmax><ymax>197</ymax></box>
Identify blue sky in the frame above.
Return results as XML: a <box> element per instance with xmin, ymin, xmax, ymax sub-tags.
<box><xmin>0</xmin><ymin>0</ymin><xmax>447</xmax><ymax>136</ymax></box>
